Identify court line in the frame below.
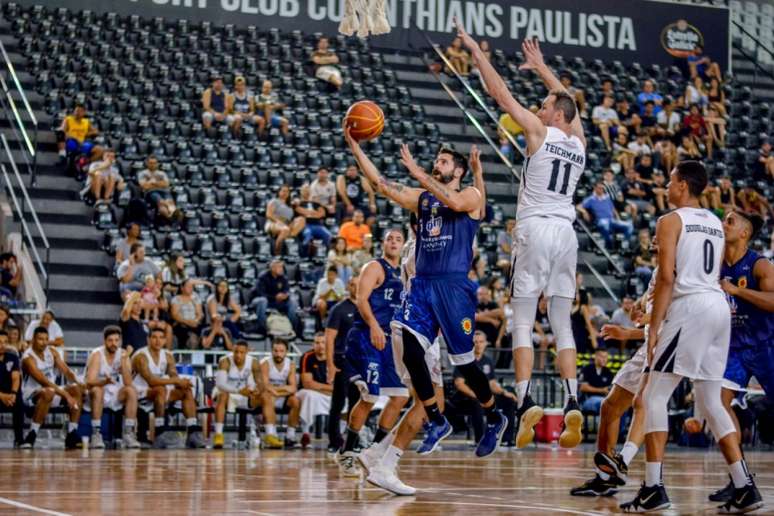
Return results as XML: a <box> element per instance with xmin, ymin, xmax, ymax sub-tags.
<box><xmin>0</xmin><ymin>497</ymin><xmax>71</xmax><ymax>516</ymax></box>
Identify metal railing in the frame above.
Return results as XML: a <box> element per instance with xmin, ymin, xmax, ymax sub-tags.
<box><xmin>731</xmin><ymin>19</ymin><xmax>774</xmax><ymax>88</ymax></box>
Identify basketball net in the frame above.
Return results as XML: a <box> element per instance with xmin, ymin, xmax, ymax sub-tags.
<box><xmin>339</xmin><ymin>0</ymin><xmax>390</xmax><ymax>38</ymax></box>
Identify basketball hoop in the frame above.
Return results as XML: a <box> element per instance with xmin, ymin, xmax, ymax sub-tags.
<box><xmin>339</xmin><ymin>0</ymin><xmax>390</xmax><ymax>38</ymax></box>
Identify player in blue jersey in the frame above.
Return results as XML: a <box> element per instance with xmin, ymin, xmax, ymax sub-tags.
<box><xmin>336</xmin><ymin>229</ymin><xmax>410</xmax><ymax>476</ymax></box>
<box><xmin>708</xmin><ymin>210</ymin><xmax>773</xmax><ymax>507</ymax></box>
<box><xmin>345</xmin><ymin>126</ymin><xmax>508</xmax><ymax>464</ymax></box>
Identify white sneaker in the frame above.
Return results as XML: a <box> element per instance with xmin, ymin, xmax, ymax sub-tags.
<box><xmin>249</xmin><ymin>431</ymin><xmax>262</xmax><ymax>450</ymax></box>
<box><xmin>367</xmin><ymin>465</ymin><xmax>416</xmax><ymax>496</ymax></box>
<box><xmin>337</xmin><ymin>451</ymin><xmax>361</xmax><ymax>477</ymax></box>
<box><xmin>356</xmin><ymin>446</ymin><xmax>381</xmax><ymax>475</ymax></box>
<box><xmin>90</xmin><ymin>432</ymin><xmax>105</xmax><ymax>449</ymax></box>
<box><xmin>123</xmin><ymin>429</ymin><xmax>141</xmax><ymax>449</ymax></box>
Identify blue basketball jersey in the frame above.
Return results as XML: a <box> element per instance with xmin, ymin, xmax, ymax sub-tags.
<box><xmin>722</xmin><ymin>249</ymin><xmax>774</xmax><ymax>350</ymax></box>
<box><xmin>354</xmin><ymin>258</ymin><xmax>403</xmax><ymax>330</ymax></box>
<box><xmin>415</xmin><ymin>190</ymin><xmax>479</xmax><ymax>277</ymax></box>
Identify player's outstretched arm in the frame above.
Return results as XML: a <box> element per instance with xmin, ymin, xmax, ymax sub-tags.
<box><xmin>647</xmin><ymin>214</ymin><xmax>680</xmax><ymax>362</ymax></box>
<box><xmin>722</xmin><ymin>258</ymin><xmax>774</xmax><ymax>312</ymax></box>
<box><xmin>356</xmin><ymin>261</ymin><xmax>387</xmax><ymax>350</ymax></box>
<box><xmin>470</xmin><ymin>146</ymin><xmax>487</xmax><ymax>218</ymax></box>
<box><xmin>344</xmin><ymin>125</ymin><xmax>422</xmax><ymax>212</ymax></box>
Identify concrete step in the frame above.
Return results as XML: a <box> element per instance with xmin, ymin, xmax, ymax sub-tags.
<box><xmin>48</xmin><ymin>247</ymin><xmax>113</xmax><ymax>267</ymax></box>
<box><xmin>49</xmin><ymin>273</ymin><xmax>117</xmax><ymax>292</ymax></box>
<box><xmin>49</xmin><ymin>288</ymin><xmax>119</xmax><ymax>304</ymax></box>
<box><xmin>49</xmin><ymin>262</ymin><xmax>112</xmax><ymax>277</ymax></box>
<box><xmin>50</xmin><ymin>301</ymin><xmax>122</xmax><ymax>321</ymax></box>
<box><xmin>58</xmin><ymin>330</ymin><xmax>105</xmax><ymax>348</ymax></box>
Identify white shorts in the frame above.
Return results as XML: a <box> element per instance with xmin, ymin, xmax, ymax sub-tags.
<box><xmin>85</xmin><ymin>383</ymin><xmax>124</xmax><ymax>412</ymax></box>
<box><xmin>212</xmin><ymin>387</ymin><xmax>254</xmax><ymax>412</ymax></box>
<box><xmin>649</xmin><ymin>293</ymin><xmax>730</xmax><ymax>381</ymax></box>
<box><xmin>613</xmin><ymin>344</ymin><xmax>647</xmax><ymax>394</ymax></box>
<box><xmin>510</xmin><ymin>217</ymin><xmax>578</xmax><ymax>299</ymax></box>
<box><xmin>23</xmin><ymin>388</ymin><xmax>63</xmax><ymax>408</ymax></box>
<box><xmin>391</xmin><ymin>323</ymin><xmax>443</xmax><ymax>387</ymax></box>
<box><xmin>316</xmin><ymin>66</ymin><xmax>341</xmax><ymax>83</ymax></box>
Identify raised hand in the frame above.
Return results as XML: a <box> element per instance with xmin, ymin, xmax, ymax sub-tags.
<box><xmin>519</xmin><ymin>38</ymin><xmax>545</xmax><ymax>71</ymax></box>
<box><xmin>399</xmin><ymin>144</ymin><xmax>425</xmax><ymax>180</ymax></box>
<box><xmin>453</xmin><ymin>17</ymin><xmax>478</xmax><ymax>52</ymax></box>
<box><xmin>469</xmin><ymin>145</ymin><xmax>482</xmax><ymax>176</ymax></box>
<box><xmin>342</xmin><ymin>123</ymin><xmax>357</xmax><ymax>149</ymax></box>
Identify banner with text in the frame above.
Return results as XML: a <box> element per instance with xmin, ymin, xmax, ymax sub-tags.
<box><xmin>13</xmin><ymin>0</ymin><xmax>730</xmax><ymax>70</ymax></box>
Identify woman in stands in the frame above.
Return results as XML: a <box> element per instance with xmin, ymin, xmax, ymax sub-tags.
<box><xmin>327</xmin><ymin>236</ymin><xmax>353</xmax><ymax>284</ymax></box>
<box><xmin>445</xmin><ymin>37</ymin><xmax>471</xmax><ymax>76</ymax></box>
<box><xmin>265</xmin><ymin>185</ymin><xmax>306</xmax><ymax>255</ymax></box>
<box><xmin>707</xmin><ymin>77</ymin><xmax>726</xmax><ymax>116</ymax></box>
<box><xmin>207</xmin><ymin>279</ymin><xmax>242</xmax><ymax>338</ymax></box>
<box><xmin>162</xmin><ymin>254</ymin><xmax>188</xmax><ymax>298</ymax></box>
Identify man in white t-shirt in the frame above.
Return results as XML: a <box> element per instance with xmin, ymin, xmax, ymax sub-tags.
<box><xmin>24</xmin><ymin>310</ymin><xmax>64</xmax><ymax>352</ymax></box>
<box><xmin>310</xmin><ymin>167</ymin><xmax>337</xmax><ymax>216</ymax></box>
<box><xmin>591</xmin><ymin>95</ymin><xmax>620</xmax><ymax>150</ymax></box>
<box><xmin>87</xmin><ymin>147</ymin><xmax>125</xmax><ymax>203</ymax></box>
<box><xmin>656</xmin><ymin>98</ymin><xmax>681</xmax><ymax>137</ymax></box>
<box><xmin>627</xmin><ymin>132</ymin><xmax>652</xmax><ymax>157</ymax></box>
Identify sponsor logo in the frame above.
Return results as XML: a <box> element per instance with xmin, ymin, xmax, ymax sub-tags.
<box><xmin>461</xmin><ymin>318</ymin><xmax>473</xmax><ymax>335</ymax></box>
<box><xmin>426</xmin><ymin>215</ymin><xmax>443</xmax><ymax>237</ymax></box>
<box><xmin>660</xmin><ymin>19</ymin><xmax>703</xmax><ymax>58</ymax></box>
<box><xmin>738</xmin><ymin>277</ymin><xmax>747</xmax><ymax>289</ymax></box>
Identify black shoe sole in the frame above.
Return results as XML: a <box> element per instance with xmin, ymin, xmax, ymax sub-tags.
<box><xmin>570</xmin><ymin>488</ymin><xmax>618</xmax><ymax>497</ymax></box>
<box><xmin>594</xmin><ymin>452</ymin><xmax>627</xmax><ymax>486</ymax></box>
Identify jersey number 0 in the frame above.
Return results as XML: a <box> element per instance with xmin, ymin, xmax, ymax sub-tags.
<box><xmin>548</xmin><ymin>159</ymin><xmax>572</xmax><ymax>195</ymax></box>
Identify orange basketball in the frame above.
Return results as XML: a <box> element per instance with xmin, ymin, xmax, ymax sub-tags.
<box><xmin>344</xmin><ymin>100</ymin><xmax>384</xmax><ymax>141</ymax></box>
<box><xmin>684</xmin><ymin>417</ymin><xmax>702</xmax><ymax>434</ymax></box>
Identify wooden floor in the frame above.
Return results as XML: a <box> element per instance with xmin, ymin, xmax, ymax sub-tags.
<box><xmin>0</xmin><ymin>444</ymin><xmax>772</xmax><ymax>515</ymax></box>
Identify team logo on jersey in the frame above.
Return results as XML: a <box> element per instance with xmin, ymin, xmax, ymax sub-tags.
<box><xmin>426</xmin><ymin>215</ymin><xmax>443</xmax><ymax>237</ymax></box>
<box><xmin>461</xmin><ymin>318</ymin><xmax>473</xmax><ymax>335</ymax></box>
<box><xmin>738</xmin><ymin>277</ymin><xmax>747</xmax><ymax>289</ymax></box>
<box><xmin>422</xmin><ymin>198</ymin><xmax>429</xmax><ymax>208</ymax></box>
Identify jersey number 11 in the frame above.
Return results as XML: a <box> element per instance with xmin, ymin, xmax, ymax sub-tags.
<box><xmin>548</xmin><ymin>159</ymin><xmax>572</xmax><ymax>195</ymax></box>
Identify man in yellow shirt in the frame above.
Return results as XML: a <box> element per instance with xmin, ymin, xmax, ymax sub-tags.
<box><xmin>497</xmin><ymin>112</ymin><xmax>526</xmax><ymax>161</ymax></box>
<box><xmin>338</xmin><ymin>210</ymin><xmax>371</xmax><ymax>251</ymax></box>
<box><xmin>58</xmin><ymin>104</ymin><xmax>98</xmax><ymax>159</ymax></box>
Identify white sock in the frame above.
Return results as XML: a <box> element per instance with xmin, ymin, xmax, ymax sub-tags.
<box><xmin>564</xmin><ymin>378</ymin><xmax>578</xmax><ymax>405</ymax></box>
<box><xmin>598</xmin><ymin>470</ymin><xmax>611</xmax><ymax>480</ymax></box>
<box><xmin>214</xmin><ymin>423</ymin><xmax>224</xmax><ymax>434</ymax></box>
<box><xmin>265</xmin><ymin>424</ymin><xmax>277</xmax><ymax>436</ymax></box>
<box><xmin>381</xmin><ymin>445</ymin><xmax>403</xmax><ymax>471</ymax></box>
<box><xmin>645</xmin><ymin>462</ymin><xmax>662</xmax><ymax>487</ymax></box>
<box><xmin>729</xmin><ymin>460</ymin><xmax>751</xmax><ymax>488</ymax></box>
<box><xmin>286</xmin><ymin>427</ymin><xmax>296</xmax><ymax>439</ymax></box>
<box><xmin>620</xmin><ymin>441</ymin><xmax>639</xmax><ymax>466</ymax></box>
<box><xmin>68</xmin><ymin>422</ymin><xmax>78</xmax><ymax>432</ymax></box>
<box><xmin>124</xmin><ymin>419</ymin><xmax>136</xmax><ymax>429</ymax></box>
<box><xmin>92</xmin><ymin>420</ymin><xmax>102</xmax><ymax>432</ymax></box>
<box><xmin>186</xmin><ymin>418</ymin><xmax>197</xmax><ymax>427</ymax></box>
<box><xmin>515</xmin><ymin>381</ymin><xmax>530</xmax><ymax>408</ymax></box>
<box><xmin>58</xmin><ymin>150</ymin><xmax>65</xmax><ymax>157</ymax></box>
<box><xmin>31</xmin><ymin>422</ymin><xmax>41</xmax><ymax>433</ymax></box>
<box><xmin>155</xmin><ymin>417</ymin><xmax>165</xmax><ymax>428</ymax></box>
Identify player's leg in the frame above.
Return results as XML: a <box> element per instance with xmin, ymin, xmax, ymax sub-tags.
<box><xmin>213</xmin><ymin>390</ymin><xmax>228</xmax><ymax>449</ymax></box>
<box><xmin>21</xmin><ymin>388</ymin><xmax>55</xmax><ymax>448</ymax></box>
<box><xmin>260</xmin><ymin>391</ymin><xmax>282</xmax><ymax>448</ymax></box>
<box><xmin>168</xmin><ymin>385</ymin><xmax>206</xmax><ymax>448</ymax></box>
<box><xmin>548</xmin><ymin>295</ymin><xmax>583</xmax><ymax>448</ymax></box>
<box><xmin>89</xmin><ymin>385</ymin><xmax>106</xmax><ymax>448</ymax></box>
<box><xmin>510</xmin><ymin>296</ymin><xmax>544</xmax><ymax>448</ymax></box>
<box><xmin>116</xmin><ymin>385</ymin><xmax>140</xmax><ymax>448</ymax></box>
<box><xmin>284</xmin><ymin>394</ymin><xmax>301</xmax><ymax>447</ymax></box>
<box><xmin>62</xmin><ymin>384</ymin><xmax>83</xmax><ymax>449</ymax></box>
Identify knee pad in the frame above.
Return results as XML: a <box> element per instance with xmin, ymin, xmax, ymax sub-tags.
<box><xmin>694</xmin><ymin>380</ymin><xmax>736</xmax><ymax>440</ymax></box>
<box><xmin>400</xmin><ymin>328</ymin><xmax>435</xmax><ymax>402</ymax></box>
<box><xmin>510</xmin><ymin>297</ymin><xmax>539</xmax><ymax>349</ymax></box>
<box><xmin>643</xmin><ymin>373</ymin><xmax>682</xmax><ymax>434</ymax></box>
<box><xmin>456</xmin><ymin>362</ymin><xmax>494</xmax><ymax>405</ymax></box>
<box><xmin>548</xmin><ymin>296</ymin><xmax>575</xmax><ymax>352</ymax></box>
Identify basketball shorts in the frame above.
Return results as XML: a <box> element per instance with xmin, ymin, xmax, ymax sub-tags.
<box><xmin>722</xmin><ymin>345</ymin><xmax>774</xmax><ymax>396</ymax></box>
<box><xmin>211</xmin><ymin>387</ymin><xmax>255</xmax><ymax>412</ymax></box>
<box><xmin>510</xmin><ymin>217</ymin><xmax>577</xmax><ymax>299</ymax></box>
<box><xmin>391</xmin><ymin>327</ymin><xmax>443</xmax><ymax>387</ymax></box>
<box><xmin>649</xmin><ymin>293</ymin><xmax>730</xmax><ymax>380</ymax></box>
<box><xmin>136</xmin><ymin>383</ymin><xmax>174</xmax><ymax>402</ymax></box>
<box><xmin>85</xmin><ymin>383</ymin><xmax>124</xmax><ymax>412</ymax></box>
<box><xmin>345</xmin><ymin>325</ymin><xmax>408</xmax><ymax>402</ymax></box>
<box><xmin>23</xmin><ymin>388</ymin><xmax>63</xmax><ymax>408</ymax></box>
<box><xmin>392</xmin><ymin>274</ymin><xmax>478</xmax><ymax>366</ymax></box>
<box><xmin>613</xmin><ymin>344</ymin><xmax>648</xmax><ymax>394</ymax></box>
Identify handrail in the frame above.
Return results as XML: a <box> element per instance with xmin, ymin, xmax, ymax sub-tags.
<box><xmin>732</xmin><ymin>39</ymin><xmax>774</xmax><ymax>84</ymax></box>
<box><xmin>732</xmin><ymin>19</ymin><xmax>774</xmax><ymax>60</ymax></box>
<box><xmin>0</xmin><ymin>39</ymin><xmax>36</xmax><ymax>127</ymax></box>
<box><xmin>62</xmin><ymin>347</ymin><xmax>301</xmax><ymax>368</ymax></box>
<box><xmin>0</xmin><ymin>39</ymin><xmax>38</xmax><ymax>184</ymax></box>
<box><xmin>582</xmin><ymin>257</ymin><xmax>621</xmax><ymax>305</ymax></box>
<box><xmin>574</xmin><ymin>218</ymin><xmax>625</xmax><ymax>276</ymax></box>
<box><xmin>0</xmin><ymin>74</ymin><xmax>34</xmax><ymax>158</ymax></box>
<box><xmin>1</xmin><ymin>134</ymin><xmax>49</xmax><ymax>249</ymax></box>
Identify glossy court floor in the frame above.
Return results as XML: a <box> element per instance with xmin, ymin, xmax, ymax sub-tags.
<box><xmin>0</xmin><ymin>444</ymin><xmax>772</xmax><ymax>515</ymax></box>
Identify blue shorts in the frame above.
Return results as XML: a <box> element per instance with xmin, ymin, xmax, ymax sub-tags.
<box><xmin>723</xmin><ymin>345</ymin><xmax>774</xmax><ymax>396</ymax></box>
<box><xmin>392</xmin><ymin>274</ymin><xmax>477</xmax><ymax>365</ymax></box>
<box><xmin>270</xmin><ymin>114</ymin><xmax>284</xmax><ymax>127</ymax></box>
<box><xmin>344</xmin><ymin>325</ymin><xmax>408</xmax><ymax>402</ymax></box>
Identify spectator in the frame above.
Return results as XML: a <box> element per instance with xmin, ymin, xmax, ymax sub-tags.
<box><xmin>24</xmin><ymin>309</ymin><xmax>64</xmax><ymax>353</ymax></box>
<box><xmin>170</xmin><ymin>279</ymin><xmax>204</xmax><ymax>348</ymax></box>
<box><xmin>450</xmin><ymin>331</ymin><xmax>516</xmax><ymax>446</ymax></box>
<box><xmin>327</xmin><ymin>236</ymin><xmax>353</xmax><ymax>284</ymax></box>
<box><xmin>572</xmin><ymin>290</ymin><xmax>598</xmax><ymax>353</ymax></box>
<box><xmin>707</xmin><ymin>77</ymin><xmax>726</xmax><ymax>116</ymax></box>
<box><xmin>337</xmin><ymin>165</ymin><xmax>376</xmax><ymax>224</ymax></box>
<box><xmin>255</xmin><ymin>80</ymin><xmax>289</xmax><ymax>137</ymax></box>
<box><xmin>200</xmin><ymin>314</ymin><xmax>234</xmax><ymax>350</ymax></box>
<box><xmin>609</xmin><ymin>296</ymin><xmax>641</xmax><ymax>351</ymax></box>
<box><xmin>201</xmin><ymin>74</ymin><xmax>227</xmax><ymax>129</ymax></box>
<box><xmin>577</xmin><ymin>182</ymin><xmax>634</xmax><ymax>248</ymax></box>
<box><xmin>600</xmin><ymin>77</ymin><xmax>615</xmax><ymax>96</ymax></box>
<box><xmin>313</xmin><ymin>267</ymin><xmax>345</xmax><ymax>321</ymax></box>
<box><xmin>310</xmin><ymin>167</ymin><xmax>337</xmax><ymax>216</ymax></box>
<box><xmin>249</xmin><ymin>259</ymin><xmax>299</xmax><ymax>334</ymax></box>
<box><xmin>445</xmin><ymin>36</ymin><xmax>471</xmax><ymax>75</ymax></box>
<box><xmin>311</xmin><ymin>37</ymin><xmax>342</xmax><ymax>89</ymax></box>
<box><xmin>623</xmin><ymin>168</ymin><xmax>656</xmax><ymax>217</ymax></box>
<box><xmin>488</xmin><ymin>276</ymin><xmax>507</xmax><ymax>306</ymax></box>
<box><xmin>293</xmin><ymin>183</ymin><xmax>332</xmax><ymax>254</ymax></box>
<box><xmin>225</xmin><ymin>75</ymin><xmax>265</xmax><ymax>137</ymax></box>
<box><xmin>684</xmin><ymin>76</ymin><xmax>708</xmax><ymax>108</ymax></box>
<box><xmin>470</xmin><ymin>39</ymin><xmax>492</xmax><ymax>81</ymax></box>
<box><xmin>88</xmin><ymin>147</ymin><xmax>124</xmax><ymax>203</ymax></box>
<box><xmin>115</xmin><ymin>223</ymin><xmax>141</xmax><ymax>267</ymax></box>
<box><xmin>755</xmin><ymin>141</ymin><xmax>774</xmax><ymax>182</ymax></box>
<box><xmin>677</xmin><ymin>134</ymin><xmax>702</xmax><ymax>160</ymax></box>
<box><xmin>592</xmin><ymin>94</ymin><xmax>620</xmax><ymax>150</ymax></box>
<box><xmin>616</xmin><ymin>98</ymin><xmax>641</xmax><ymax>134</ymax></box>
<box><xmin>120</xmin><ymin>291</ymin><xmax>172</xmax><ymax>353</ymax></box>
<box><xmin>140</xmin><ymin>274</ymin><xmax>161</xmax><ymax>321</ymax></box>
<box><xmin>687</xmin><ymin>44</ymin><xmax>721</xmax><ymax>81</ymax></box>
<box><xmin>497</xmin><ymin>112</ymin><xmax>526</xmax><ymax>161</ymax></box>
<box><xmin>650</xmin><ymin>170</ymin><xmax>669</xmax><ymax>214</ymax></box>
<box><xmin>601</xmin><ymin>169</ymin><xmax>635</xmax><ymax>219</ymax></box>
<box><xmin>0</xmin><ymin>253</ymin><xmax>22</xmax><ymax>299</ymax></box>
<box><xmin>351</xmin><ymin>234</ymin><xmax>374</xmax><ymax>274</ymax></box>
<box><xmin>626</xmin><ymin>132</ymin><xmax>652</xmax><ymax>158</ymax></box>
<box><xmin>718</xmin><ymin>176</ymin><xmax>737</xmax><ymax>213</ymax></box>
<box><xmin>639</xmin><ymin>101</ymin><xmax>659</xmax><ymax>136</ymax></box>
<box><xmin>7</xmin><ymin>326</ymin><xmax>22</xmax><ymax>355</ymax></box>
<box><xmin>737</xmin><ymin>185</ymin><xmax>773</xmax><ymax>221</ymax></box>
<box><xmin>496</xmin><ymin>218</ymin><xmax>516</xmax><ymax>274</ymax></box>
<box><xmin>656</xmin><ymin>98</ymin><xmax>682</xmax><ymax>137</ymax></box>
<box><xmin>117</xmin><ymin>243</ymin><xmax>161</xmax><ymax>300</ymax></box>
<box><xmin>58</xmin><ymin>103</ymin><xmax>98</xmax><ymax>160</ymax></box>
<box><xmin>474</xmin><ymin>286</ymin><xmax>503</xmax><ymax>346</ymax></box>
<box><xmin>653</xmin><ymin>136</ymin><xmax>678</xmax><ymax>175</ymax></box>
<box><xmin>137</xmin><ymin>155</ymin><xmax>180</xmax><ymax>224</ymax></box>
<box><xmin>704</xmin><ymin>104</ymin><xmax>726</xmax><ymax>152</ymax></box>
<box><xmin>297</xmin><ymin>331</ymin><xmax>333</xmax><ymax>448</ymax></box>
<box><xmin>635</xmin><ymin>152</ymin><xmax>657</xmax><ymax>183</ymax></box>
<box><xmin>0</xmin><ymin>305</ymin><xmax>13</xmax><ymax>333</ymax></box>
<box><xmin>560</xmin><ymin>72</ymin><xmax>587</xmax><ymax>116</ymax></box>
<box><xmin>636</xmin><ymin>79</ymin><xmax>663</xmax><ymax>115</ymax></box>
<box><xmin>265</xmin><ymin>184</ymin><xmax>306</xmax><ymax>255</ymax></box>
<box><xmin>0</xmin><ymin>330</ymin><xmax>23</xmax><ymax>446</ymax></box>
<box><xmin>339</xmin><ymin>209</ymin><xmax>371</xmax><ymax>251</ymax></box>
<box><xmin>683</xmin><ymin>104</ymin><xmax>713</xmax><ymax>157</ymax></box>
<box><xmin>206</xmin><ymin>279</ymin><xmax>241</xmax><ymax>338</ymax></box>
<box><xmin>612</xmin><ymin>131</ymin><xmax>637</xmax><ymax>171</ymax></box>
<box><xmin>579</xmin><ymin>348</ymin><xmax>614</xmax><ymax>414</ymax></box>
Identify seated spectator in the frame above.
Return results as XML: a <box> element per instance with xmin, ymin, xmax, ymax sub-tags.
<box><xmin>117</xmin><ymin>244</ymin><xmax>161</xmax><ymax>300</ymax></box>
<box><xmin>293</xmin><ymin>183</ymin><xmax>332</xmax><ymax>254</ymax></box>
<box><xmin>311</xmin><ymin>37</ymin><xmax>342</xmax><ymax>89</ymax></box>
<box><xmin>718</xmin><ymin>176</ymin><xmax>737</xmax><ymax>213</ymax></box>
<box><xmin>560</xmin><ymin>72</ymin><xmax>587</xmax><ymax>117</ymax></box>
<box><xmin>140</xmin><ymin>274</ymin><xmax>162</xmax><ymax>321</ymax></box>
<box><xmin>684</xmin><ymin>76</ymin><xmax>708</xmax><ymax>109</ymax></box>
<box><xmin>626</xmin><ymin>132</ymin><xmax>652</xmax><ymax>159</ymax></box>
<box><xmin>339</xmin><ymin>209</ymin><xmax>371</xmax><ymax>251</ymax></box>
<box><xmin>687</xmin><ymin>44</ymin><xmax>721</xmax><ymax>81</ymax></box>
<box><xmin>7</xmin><ymin>325</ymin><xmax>23</xmax><ymax>355</ymax></box>
<box><xmin>677</xmin><ymin>134</ymin><xmax>702</xmax><ymax>161</ymax></box>
<box><xmin>24</xmin><ymin>309</ymin><xmax>64</xmax><ymax>353</ymax></box>
<box><xmin>755</xmin><ymin>141</ymin><xmax>774</xmax><ymax>182</ymax></box>
<box><xmin>609</xmin><ymin>296</ymin><xmax>640</xmax><ymax>351</ymax></box>
<box><xmin>496</xmin><ymin>218</ymin><xmax>516</xmax><ymax>274</ymax></box>
<box><xmin>616</xmin><ymin>98</ymin><xmax>641</xmax><ymax>134</ymax></box>
<box><xmin>337</xmin><ymin>165</ymin><xmax>376</xmax><ymax>224</ymax></box>
<box><xmin>207</xmin><ymin>279</ymin><xmax>241</xmax><ymax>338</ymax></box>
<box><xmin>737</xmin><ymin>185</ymin><xmax>773</xmax><ymax>221</ymax></box>
<box><xmin>58</xmin><ymin>103</ymin><xmax>98</xmax><ymax>160</ymax></box>
<box><xmin>579</xmin><ymin>347</ymin><xmax>613</xmax><ymax>414</ymax></box>
<box><xmin>296</xmin><ymin>331</ymin><xmax>332</xmax><ymax>448</ymax></box>
<box><xmin>120</xmin><ymin>291</ymin><xmax>172</xmax><ymax>353</ymax></box>
<box><xmin>310</xmin><ymin>167</ymin><xmax>337</xmax><ymax>217</ymax></box>
<box><xmin>704</xmin><ymin>104</ymin><xmax>726</xmax><ymax>152</ymax></box>
<box><xmin>707</xmin><ymin>77</ymin><xmax>726</xmax><ymax>116</ymax></box>
<box><xmin>255</xmin><ymin>80</ymin><xmax>289</xmax><ymax>137</ymax></box>
<box><xmin>88</xmin><ymin>147</ymin><xmax>125</xmax><ymax>203</ymax></box>
<box><xmin>445</xmin><ymin>36</ymin><xmax>471</xmax><ymax>75</ymax></box>
<box><xmin>0</xmin><ymin>253</ymin><xmax>22</xmax><ymax>299</ymax></box>
<box><xmin>612</xmin><ymin>131</ymin><xmax>637</xmax><ymax>171</ymax></box>
<box><xmin>265</xmin><ymin>184</ymin><xmax>306</xmax><ymax>255</ymax></box>
<box><xmin>649</xmin><ymin>170</ymin><xmax>669</xmax><ymax>214</ymax></box>
<box><xmin>474</xmin><ymin>286</ymin><xmax>503</xmax><ymax>347</ymax></box>
<box><xmin>653</xmin><ymin>136</ymin><xmax>678</xmax><ymax>175</ymax></box>
<box><xmin>636</xmin><ymin>151</ymin><xmax>658</xmax><ymax>182</ymax></box>
<box><xmin>261</xmin><ymin>339</ymin><xmax>301</xmax><ymax>447</ymax></box>
<box><xmin>572</xmin><ymin>290</ymin><xmax>598</xmax><ymax>353</ymax></box>
<box><xmin>137</xmin><ymin>155</ymin><xmax>180</xmax><ymax>224</ymax></box>
<box><xmin>0</xmin><ymin>330</ymin><xmax>23</xmax><ymax>446</ymax></box>
<box><xmin>623</xmin><ymin>168</ymin><xmax>656</xmax><ymax>217</ymax></box>
<box><xmin>577</xmin><ymin>182</ymin><xmax>633</xmax><ymax>248</ymax></box>
<box><xmin>328</xmin><ymin>236</ymin><xmax>353</xmax><ymax>283</ymax></box>
<box><xmin>639</xmin><ymin>101</ymin><xmax>658</xmax><ymax>136</ymax></box>
<box><xmin>0</xmin><ymin>305</ymin><xmax>14</xmax><ymax>333</ymax></box>
<box><xmin>601</xmin><ymin>169</ymin><xmax>635</xmax><ymax>219</ymax></box>
<box><xmin>115</xmin><ymin>223</ymin><xmax>141</xmax><ymax>268</ymax></box>
<box><xmin>449</xmin><ymin>331</ymin><xmax>516</xmax><ymax>446</ymax></box>
<box><xmin>351</xmin><ymin>234</ymin><xmax>374</xmax><ymax>274</ymax></box>
<box><xmin>200</xmin><ymin>314</ymin><xmax>234</xmax><ymax>350</ymax></box>
<box><xmin>497</xmin><ymin>112</ymin><xmax>526</xmax><ymax>161</ymax></box>
<box><xmin>225</xmin><ymin>75</ymin><xmax>265</xmax><ymax>137</ymax></box>
<box><xmin>313</xmin><ymin>267</ymin><xmax>345</xmax><ymax>321</ymax></box>
<box><xmin>170</xmin><ymin>279</ymin><xmax>204</xmax><ymax>348</ymax></box>
<box><xmin>249</xmin><ymin>259</ymin><xmax>299</xmax><ymax>334</ymax></box>
<box><xmin>683</xmin><ymin>104</ymin><xmax>713</xmax><ymax>157</ymax></box>
<box><xmin>636</xmin><ymin>79</ymin><xmax>663</xmax><ymax>115</ymax></box>
<box><xmin>201</xmin><ymin>74</ymin><xmax>227</xmax><ymax>129</ymax></box>
<box><xmin>656</xmin><ymin>98</ymin><xmax>682</xmax><ymax>137</ymax></box>
<box><xmin>592</xmin><ymin>94</ymin><xmax>620</xmax><ymax>150</ymax></box>
<box><xmin>161</xmin><ymin>253</ymin><xmax>188</xmax><ymax>298</ymax></box>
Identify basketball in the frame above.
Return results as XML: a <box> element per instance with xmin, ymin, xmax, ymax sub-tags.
<box><xmin>684</xmin><ymin>417</ymin><xmax>703</xmax><ymax>434</ymax></box>
<box><xmin>344</xmin><ymin>100</ymin><xmax>384</xmax><ymax>141</ymax></box>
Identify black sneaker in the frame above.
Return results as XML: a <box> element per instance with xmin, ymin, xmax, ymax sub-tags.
<box><xmin>620</xmin><ymin>483</ymin><xmax>671</xmax><ymax>512</ymax></box>
<box><xmin>717</xmin><ymin>482</ymin><xmax>764</xmax><ymax>514</ymax></box>
<box><xmin>515</xmin><ymin>394</ymin><xmax>543</xmax><ymax>449</ymax></box>
<box><xmin>20</xmin><ymin>430</ymin><xmax>37</xmax><ymax>449</ymax></box>
<box><xmin>594</xmin><ymin>451</ymin><xmax>628</xmax><ymax>486</ymax></box>
<box><xmin>709</xmin><ymin>475</ymin><xmax>734</xmax><ymax>502</ymax></box>
<box><xmin>559</xmin><ymin>396</ymin><xmax>583</xmax><ymax>449</ymax></box>
<box><xmin>64</xmin><ymin>430</ymin><xmax>80</xmax><ymax>450</ymax></box>
<box><xmin>570</xmin><ymin>474</ymin><xmax>619</xmax><ymax>497</ymax></box>
<box><xmin>284</xmin><ymin>438</ymin><xmax>299</xmax><ymax>449</ymax></box>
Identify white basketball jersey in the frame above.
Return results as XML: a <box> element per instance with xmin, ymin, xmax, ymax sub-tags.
<box><xmin>22</xmin><ymin>347</ymin><xmax>57</xmax><ymax>393</ymax></box>
<box><xmin>264</xmin><ymin>356</ymin><xmax>290</xmax><ymax>386</ymax></box>
<box><xmin>133</xmin><ymin>347</ymin><xmax>169</xmax><ymax>392</ymax></box>
<box><xmin>90</xmin><ymin>346</ymin><xmax>124</xmax><ymax>384</ymax></box>
<box><xmin>225</xmin><ymin>354</ymin><xmax>255</xmax><ymax>391</ymax></box>
<box><xmin>517</xmin><ymin>126</ymin><xmax>585</xmax><ymax>223</ymax></box>
<box><xmin>673</xmin><ymin>207</ymin><xmax>724</xmax><ymax>299</ymax></box>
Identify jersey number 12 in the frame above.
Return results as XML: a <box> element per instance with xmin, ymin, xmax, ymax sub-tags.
<box><xmin>548</xmin><ymin>159</ymin><xmax>572</xmax><ymax>195</ymax></box>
